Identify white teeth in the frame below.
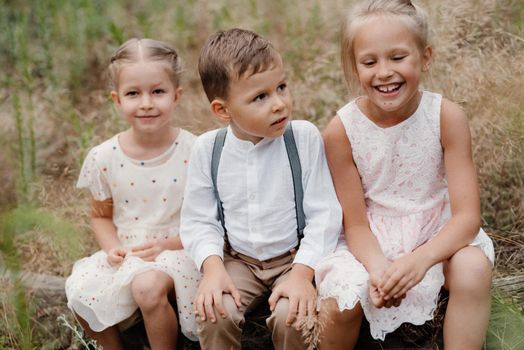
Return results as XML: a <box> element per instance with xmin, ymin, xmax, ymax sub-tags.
<box><xmin>377</xmin><ymin>84</ymin><xmax>400</xmax><ymax>92</ymax></box>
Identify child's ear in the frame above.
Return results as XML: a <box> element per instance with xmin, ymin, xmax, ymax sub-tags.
<box><xmin>422</xmin><ymin>46</ymin><xmax>433</xmax><ymax>72</ymax></box>
<box><xmin>175</xmin><ymin>87</ymin><xmax>183</xmax><ymax>100</ymax></box>
<box><xmin>111</xmin><ymin>91</ymin><xmax>121</xmax><ymax>106</ymax></box>
<box><xmin>210</xmin><ymin>98</ymin><xmax>231</xmax><ymax>122</ymax></box>
<box><xmin>174</xmin><ymin>87</ymin><xmax>183</xmax><ymax>103</ymax></box>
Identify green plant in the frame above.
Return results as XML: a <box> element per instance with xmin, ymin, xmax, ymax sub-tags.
<box><xmin>58</xmin><ymin>314</ymin><xmax>102</xmax><ymax>349</ymax></box>
<box><xmin>0</xmin><ymin>205</ymin><xmax>86</xmax><ymax>348</ymax></box>
<box><xmin>487</xmin><ymin>290</ymin><xmax>524</xmax><ymax>350</ymax></box>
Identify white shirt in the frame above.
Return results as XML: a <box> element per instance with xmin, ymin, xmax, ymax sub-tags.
<box><xmin>180</xmin><ymin>120</ymin><xmax>342</xmax><ymax>270</ymax></box>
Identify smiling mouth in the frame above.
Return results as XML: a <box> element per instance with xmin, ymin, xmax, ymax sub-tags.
<box><xmin>271</xmin><ymin>117</ymin><xmax>287</xmax><ymax>126</ymax></box>
<box><xmin>375</xmin><ymin>83</ymin><xmax>402</xmax><ymax>93</ymax></box>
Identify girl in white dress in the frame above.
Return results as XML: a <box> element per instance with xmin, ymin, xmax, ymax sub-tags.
<box><xmin>65</xmin><ymin>38</ymin><xmax>200</xmax><ymax>349</ymax></box>
<box><xmin>315</xmin><ymin>1</ymin><xmax>494</xmax><ymax>349</ymax></box>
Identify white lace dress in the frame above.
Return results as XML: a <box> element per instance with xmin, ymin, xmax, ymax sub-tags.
<box><xmin>65</xmin><ymin>129</ymin><xmax>200</xmax><ymax>341</ymax></box>
<box><xmin>315</xmin><ymin>91</ymin><xmax>494</xmax><ymax>340</ymax></box>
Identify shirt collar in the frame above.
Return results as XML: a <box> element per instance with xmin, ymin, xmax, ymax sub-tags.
<box><xmin>226</xmin><ymin>126</ymin><xmax>278</xmax><ymax>151</ymax></box>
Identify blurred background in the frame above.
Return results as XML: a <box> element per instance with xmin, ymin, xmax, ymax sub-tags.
<box><xmin>0</xmin><ymin>0</ymin><xmax>523</xmax><ymax>348</ymax></box>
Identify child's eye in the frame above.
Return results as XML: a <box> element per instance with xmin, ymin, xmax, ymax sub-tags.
<box><xmin>153</xmin><ymin>89</ymin><xmax>166</xmax><ymax>94</ymax></box>
<box><xmin>362</xmin><ymin>60</ymin><xmax>375</xmax><ymax>67</ymax></box>
<box><xmin>125</xmin><ymin>91</ymin><xmax>138</xmax><ymax>96</ymax></box>
<box><xmin>253</xmin><ymin>93</ymin><xmax>267</xmax><ymax>102</ymax></box>
<box><xmin>392</xmin><ymin>55</ymin><xmax>406</xmax><ymax>61</ymax></box>
<box><xmin>277</xmin><ymin>83</ymin><xmax>287</xmax><ymax>92</ymax></box>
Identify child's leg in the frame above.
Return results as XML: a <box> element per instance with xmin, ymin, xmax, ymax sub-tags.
<box><xmin>266</xmin><ymin>297</ymin><xmax>308</xmax><ymax>350</ymax></box>
<box><xmin>317</xmin><ymin>298</ymin><xmax>363</xmax><ymax>350</ymax></box>
<box><xmin>198</xmin><ymin>293</ymin><xmax>244</xmax><ymax>349</ymax></box>
<box><xmin>75</xmin><ymin>313</ymin><xmax>124</xmax><ymax>350</ymax></box>
<box><xmin>265</xmin><ymin>262</ymin><xmax>314</xmax><ymax>350</ymax></box>
<box><xmin>443</xmin><ymin>246</ymin><xmax>492</xmax><ymax>350</ymax></box>
<box><xmin>197</xmin><ymin>254</ymin><xmax>266</xmax><ymax>350</ymax></box>
<box><xmin>131</xmin><ymin>270</ymin><xmax>178</xmax><ymax>350</ymax></box>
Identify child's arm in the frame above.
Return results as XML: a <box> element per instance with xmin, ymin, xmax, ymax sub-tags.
<box><xmin>180</xmin><ymin>133</ymin><xmax>242</xmax><ymax>320</ymax></box>
<box><xmin>90</xmin><ymin>198</ymin><xmax>127</xmax><ymax>266</ymax></box>
<box><xmin>323</xmin><ymin>116</ymin><xmax>400</xmax><ymax>307</ymax></box>
<box><xmin>128</xmin><ymin>235</ymin><xmax>184</xmax><ymax>261</ymax></box>
<box><xmin>380</xmin><ymin>99</ymin><xmax>481</xmax><ymax>300</ymax></box>
<box><xmin>266</xmin><ymin>121</ymin><xmax>342</xmax><ymax>322</ymax></box>
<box><xmin>180</xmin><ymin>134</ymin><xmax>228</xmax><ymax>270</ymax></box>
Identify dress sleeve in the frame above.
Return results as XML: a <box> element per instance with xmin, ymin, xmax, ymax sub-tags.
<box><xmin>76</xmin><ymin>147</ymin><xmax>112</xmax><ymax>201</ymax></box>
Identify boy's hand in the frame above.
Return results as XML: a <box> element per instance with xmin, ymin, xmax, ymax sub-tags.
<box><xmin>268</xmin><ymin>263</ymin><xmax>316</xmax><ymax>326</ymax></box>
<box><xmin>129</xmin><ymin>239</ymin><xmax>165</xmax><ymax>261</ymax></box>
<box><xmin>107</xmin><ymin>246</ymin><xmax>127</xmax><ymax>267</ymax></box>
<box><xmin>194</xmin><ymin>256</ymin><xmax>241</xmax><ymax>323</ymax></box>
<box><xmin>379</xmin><ymin>251</ymin><xmax>430</xmax><ymax>302</ymax></box>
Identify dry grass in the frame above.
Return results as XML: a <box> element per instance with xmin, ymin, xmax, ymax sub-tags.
<box><xmin>0</xmin><ymin>0</ymin><xmax>523</xmax><ymax>348</ymax></box>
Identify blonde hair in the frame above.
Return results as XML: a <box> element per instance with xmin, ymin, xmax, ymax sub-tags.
<box><xmin>198</xmin><ymin>28</ymin><xmax>280</xmax><ymax>102</ymax></box>
<box><xmin>107</xmin><ymin>38</ymin><xmax>182</xmax><ymax>90</ymax></box>
<box><xmin>341</xmin><ymin>0</ymin><xmax>430</xmax><ymax>92</ymax></box>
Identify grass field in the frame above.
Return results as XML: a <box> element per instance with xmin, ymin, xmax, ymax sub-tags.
<box><xmin>1</xmin><ymin>0</ymin><xmax>523</xmax><ymax>348</ymax></box>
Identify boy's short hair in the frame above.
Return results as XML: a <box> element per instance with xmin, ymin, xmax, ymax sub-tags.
<box><xmin>198</xmin><ymin>28</ymin><xmax>280</xmax><ymax>102</ymax></box>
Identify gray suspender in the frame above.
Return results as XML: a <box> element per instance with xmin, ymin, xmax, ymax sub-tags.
<box><xmin>283</xmin><ymin>123</ymin><xmax>305</xmax><ymax>241</ymax></box>
<box><xmin>211</xmin><ymin>123</ymin><xmax>305</xmax><ymax>248</ymax></box>
<box><xmin>211</xmin><ymin>127</ymin><xmax>228</xmax><ymax>236</ymax></box>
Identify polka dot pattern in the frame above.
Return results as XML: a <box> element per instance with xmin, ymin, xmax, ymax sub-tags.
<box><xmin>69</xmin><ymin>129</ymin><xmax>199</xmax><ymax>341</ymax></box>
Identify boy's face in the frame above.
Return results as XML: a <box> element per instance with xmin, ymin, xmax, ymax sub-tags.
<box><xmin>212</xmin><ymin>57</ymin><xmax>292</xmax><ymax>144</ymax></box>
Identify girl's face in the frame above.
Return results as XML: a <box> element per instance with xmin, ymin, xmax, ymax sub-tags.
<box><xmin>111</xmin><ymin>61</ymin><xmax>181</xmax><ymax>137</ymax></box>
<box><xmin>353</xmin><ymin>16</ymin><xmax>431</xmax><ymax>123</ymax></box>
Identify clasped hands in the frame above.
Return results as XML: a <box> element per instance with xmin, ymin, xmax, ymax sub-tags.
<box><xmin>106</xmin><ymin>238</ymin><xmax>167</xmax><ymax>266</ymax></box>
<box><xmin>369</xmin><ymin>252</ymin><xmax>431</xmax><ymax>308</ymax></box>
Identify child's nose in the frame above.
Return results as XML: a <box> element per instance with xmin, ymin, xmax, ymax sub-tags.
<box><xmin>271</xmin><ymin>94</ymin><xmax>286</xmax><ymax>112</ymax></box>
<box><xmin>377</xmin><ymin>61</ymin><xmax>393</xmax><ymax>79</ymax></box>
<box><xmin>140</xmin><ymin>94</ymin><xmax>153</xmax><ymax>109</ymax></box>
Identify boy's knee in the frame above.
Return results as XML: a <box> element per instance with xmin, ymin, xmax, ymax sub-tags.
<box><xmin>266</xmin><ymin>298</ymin><xmax>291</xmax><ymax>329</ymax></box>
<box><xmin>198</xmin><ymin>294</ymin><xmax>243</xmax><ymax>334</ymax></box>
<box><xmin>266</xmin><ymin>299</ymin><xmax>308</xmax><ymax>348</ymax></box>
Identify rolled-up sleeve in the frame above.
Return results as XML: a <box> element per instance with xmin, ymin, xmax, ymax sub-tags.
<box><xmin>180</xmin><ymin>132</ymin><xmax>225</xmax><ymax>270</ymax></box>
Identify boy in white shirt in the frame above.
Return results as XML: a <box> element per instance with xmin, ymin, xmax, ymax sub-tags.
<box><xmin>180</xmin><ymin>28</ymin><xmax>342</xmax><ymax>350</ymax></box>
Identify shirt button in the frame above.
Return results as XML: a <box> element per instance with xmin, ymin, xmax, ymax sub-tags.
<box><xmin>249</xmin><ymin>193</ymin><xmax>256</xmax><ymax>201</ymax></box>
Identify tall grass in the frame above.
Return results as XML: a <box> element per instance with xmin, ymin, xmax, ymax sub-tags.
<box><xmin>0</xmin><ymin>206</ymin><xmax>85</xmax><ymax>348</ymax></box>
<box><xmin>487</xmin><ymin>291</ymin><xmax>524</xmax><ymax>350</ymax></box>
<box><xmin>0</xmin><ymin>0</ymin><xmax>523</xmax><ymax>348</ymax></box>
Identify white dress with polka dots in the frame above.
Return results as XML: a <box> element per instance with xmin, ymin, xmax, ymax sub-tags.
<box><xmin>65</xmin><ymin>129</ymin><xmax>200</xmax><ymax>341</ymax></box>
<box><xmin>315</xmin><ymin>91</ymin><xmax>494</xmax><ymax>340</ymax></box>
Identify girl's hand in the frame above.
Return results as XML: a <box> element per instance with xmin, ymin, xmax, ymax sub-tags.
<box><xmin>369</xmin><ymin>260</ymin><xmax>406</xmax><ymax>308</ymax></box>
<box><xmin>369</xmin><ymin>272</ymin><xmax>386</xmax><ymax>308</ymax></box>
<box><xmin>379</xmin><ymin>251</ymin><xmax>431</xmax><ymax>301</ymax></box>
<box><xmin>107</xmin><ymin>247</ymin><xmax>127</xmax><ymax>267</ymax></box>
<box><xmin>129</xmin><ymin>239</ymin><xmax>165</xmax><ymax>261</ymax></box>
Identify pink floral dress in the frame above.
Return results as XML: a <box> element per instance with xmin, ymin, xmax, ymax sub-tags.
<box><xmin>65</xmin><ymin>129</ymin><xmax>200</xmax><ymax>341</ymax></box>
<box><xmin>315</xmin><ymin>91</ymin><xmax>494</xmax><ymax>340</ymax></box>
